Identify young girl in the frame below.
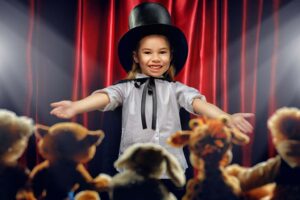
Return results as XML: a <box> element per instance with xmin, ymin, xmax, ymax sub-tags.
<box><xmin>51</xmin><ymin>2</ymin><xmax>253</xmax><ymax>198</ymax></box>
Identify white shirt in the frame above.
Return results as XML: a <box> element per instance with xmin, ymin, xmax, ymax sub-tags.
<box><xmin>94</xmin><ymin>73</ymin><xmax>206</xmax><ymax>171</ymax></box>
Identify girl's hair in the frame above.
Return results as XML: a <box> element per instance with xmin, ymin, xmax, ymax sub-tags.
<box><xmin>126</xmin><ymin>34</ymin><xmax>176</xmax><ymax>81</ymax></box>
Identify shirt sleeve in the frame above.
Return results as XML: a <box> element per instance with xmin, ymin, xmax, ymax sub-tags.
<box><xmin>92</xmin><ymin>83</ymin><xmax>127</xmax><ymax>111</ymax></box>
<box><xmin>175</xmin><ymin>82</ymin><xmax>206</xmax><ymax>114</ymax></box>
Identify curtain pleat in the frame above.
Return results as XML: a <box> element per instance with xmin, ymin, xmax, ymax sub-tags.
<box><xmin>25</xmin><ymin>0</ymin><xmax>284</xmax><ymax>167</ymax></box>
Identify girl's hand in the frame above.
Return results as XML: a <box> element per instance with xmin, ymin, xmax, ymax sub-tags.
<box><xmin>50</xmin><ymin>100</ymin><xmax>77</xmax><ymax>119</ymax></box>
<box><xmin>230</xmin><ymin>113</ymin><xmax>254</xmax><ymax>134</ymax></box>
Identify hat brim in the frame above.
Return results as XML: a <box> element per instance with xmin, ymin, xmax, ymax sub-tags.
<box><xmin>118</xmin><ymin>24</ymin><xmax>188</xmax><ymax>75</ymax></box>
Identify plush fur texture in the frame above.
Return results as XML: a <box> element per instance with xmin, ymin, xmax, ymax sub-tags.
<box><xmin>227</xmin><ymin>107</ymin><xmax>300</xmax><ymax>200</ymax></box>
<box><xmin>30</xmin><ymin>122</ymin><xmax>110</xmax><ymax>200</ymax></box>
<box><xmin>110</xmin><ymin>143</ymin><xmax>186</xmax><ymax>200</ymax></box>
<box><xmin>259</xmin><ymin>107</ymin><xmax>300</xmax><ymax>200</ymax></box>
<box><xmin>168</xmin><ymin>116</ymin><xmax>250</xmax><ymax>200</ymax></box>
<box><xmin>74</xmin><ymin>190</ymin><xmax>101</xmax><ymax>200</ymax></box>
<box><xmin>0</xmin><ymin>109</ymin><xmax>34</xmax><ymax>200</ymax></box>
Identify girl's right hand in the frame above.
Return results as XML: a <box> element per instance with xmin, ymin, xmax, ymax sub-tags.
<box><xmin>50</xmin><ymin>100</ymin><xmax>77</xmax><ymax>119</ymax></box>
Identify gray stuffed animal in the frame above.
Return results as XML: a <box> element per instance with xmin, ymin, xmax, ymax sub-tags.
<box><xmin>110</xmin><ymin>143</ymin><xmax>186</xmax><ymax>200</ymax></box>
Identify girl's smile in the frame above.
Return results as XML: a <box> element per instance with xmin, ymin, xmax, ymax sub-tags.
<box><xmin>133</xmin><ymin>34</ymin><xmax>172</xmax><ymax>77</ymax></box>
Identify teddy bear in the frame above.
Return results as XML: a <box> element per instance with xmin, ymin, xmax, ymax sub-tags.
<box><xmin>74</xmin><ymin>190</ymin><xmax>101</xmax><ymax>200</ymax></box>
<box><xmin>226</xmin><ymin>107</ymin><xmax>300</xmax><ymax>200</ymax></box>
<box><xmin>168</xmin><ymin>116</ymin><xmax>250</xmax><ymax>200</ymax></box>
<box><xmin>0</xmin><ymin>109</ymin><xmax>35</xmax><ymax>200</ymax></box>
<box><xmin>109</xmin><ymin>142</ymin><xmax>186</xmax><ymax>200</ymax></box>
<box><xmin>30</xmin><ymin>122</ymin><xmax>111</xmax><ymax>200</ymax></box>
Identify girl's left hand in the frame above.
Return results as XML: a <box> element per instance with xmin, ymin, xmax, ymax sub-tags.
<box><xmin>230</xmin><ymin>113</ymin><xmax>254</xmax><ymax>134</ymax></box>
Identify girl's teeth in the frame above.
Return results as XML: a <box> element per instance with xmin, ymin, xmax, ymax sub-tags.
<box><xmin>150</xmin><ymin>66</ymin><xmax>161</xmax><ymax>68</ymax></box>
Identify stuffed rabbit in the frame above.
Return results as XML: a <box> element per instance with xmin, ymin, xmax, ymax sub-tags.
<box><xmin>110</xmin><ymin>143</ymin><xmax>186</xmax><ymax>200</ymax></box>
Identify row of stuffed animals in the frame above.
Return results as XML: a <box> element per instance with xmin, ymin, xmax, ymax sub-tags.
<box><xmin>0</xmin><ymin>107</ymin><xmax>299</xmax><ymax>200</ymax></box>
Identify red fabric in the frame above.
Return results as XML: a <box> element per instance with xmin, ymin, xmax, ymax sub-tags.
<box><xmin>25</xmin><ymin>0</ymin><xmax>35</xmax><ymax>117</ymax></box>
<box><xmin>25</xmin><ymin>0</ymin><xmax>282</xmax><ymax>166</ymax></box>
<box><xmin>268</xmin><ymin>0</ymin><xmax>280</xmax><ymax>157</ymax></box>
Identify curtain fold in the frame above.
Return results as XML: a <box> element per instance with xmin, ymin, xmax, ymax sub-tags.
<box><xmin>24</xmin><ymin>0</ymin><xmax>287</xmax><ymax>167</ymax></box>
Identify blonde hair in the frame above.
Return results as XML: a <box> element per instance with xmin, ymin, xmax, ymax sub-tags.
<box><xmin>126</xmin><ymin>34</ymin><xmax>176</xmax><ymax>81</ymax></box>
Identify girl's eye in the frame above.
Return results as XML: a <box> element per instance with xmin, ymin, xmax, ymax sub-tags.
<box><xmin>160</xmin><ymin>51</ymin><xmax>168</xmax><ymax>54</ymax></box>
<box><xmin>143</xmin><ymin>51</ymin><xmax>151</xmax><ymax>54</ymax></box>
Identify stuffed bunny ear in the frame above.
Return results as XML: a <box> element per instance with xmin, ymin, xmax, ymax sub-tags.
<box><xmin>35</xmin><ymin>124</ymin><xmax>50</xmax><ymax>138</ymax></box>
<box><xmin>167</xmin><ymin>130</ymin><xmax>191</xmax><ymax>147</ymax></box>
<box><xmin>114</xmin><ymin>144</ymin><xmax>140</xmax><ymax>169</ymax></box>
<box><xmin>163</xmin><ymin>149</ymin><xmax>186</xmax><ymax>187</ymax></box>
<box><xmin>231</xmin><ymin>128</ymin><xmax>250</xmax><ymax>145</ymax></box>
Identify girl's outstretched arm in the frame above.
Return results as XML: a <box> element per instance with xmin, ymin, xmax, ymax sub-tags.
<box><xmin>192</xmin><ymin>98</ymin><xmax>254</xmax><ymax>133</ymax></box>
<box><xmin>50</xmin><ymin>93</ymin><xmax>110</xmax><ymax>119</ymax></box>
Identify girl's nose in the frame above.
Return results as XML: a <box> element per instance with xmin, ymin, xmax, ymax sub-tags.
<box><xmin>152</xmin><ymin>54</ymin><xmax>161</xmax><ymax>62</ymax></box>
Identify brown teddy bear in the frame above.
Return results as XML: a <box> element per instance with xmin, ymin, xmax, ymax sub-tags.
<box><xmin>226</xmin><ymin>107</ymin><xmax>300</xmax><ymax>200</ymax></box>
<box><xmin>0</xmin><ymin>109</ymin><xmax>34</xmax><ymax>200</ymax></box>
<box><xmin>110</xmin><ymin>143</ymin><xmax>186</xmax><ymax>200</ymax></box>
<box><xmin>74</xmin><ymin>190</ymin><xmax>101</xmax><ymax>200</ymax></box>
<box><xmin>30</xmin><ymin>122</ymin><xmax>111</xmax><ymax>200</ymax></box>
<box><xmin>168</xmin><ymin>116</ymin><xmax>250</xmax><ymax>200</ymax></box>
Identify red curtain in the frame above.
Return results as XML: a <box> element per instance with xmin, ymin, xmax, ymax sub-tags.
<box><xmin>25</xmin><ymin>0</ymin><xmax>282</xmax><ymax>167</ymax></box>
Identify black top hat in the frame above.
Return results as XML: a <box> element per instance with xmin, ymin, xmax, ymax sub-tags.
<box><xmin>118</xmin><ymin>2</ymin><xmax>188</xmax><ymax>75</ymax></box>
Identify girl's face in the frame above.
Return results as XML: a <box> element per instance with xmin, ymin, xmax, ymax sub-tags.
<box><xmin>133</xmin><ymin>35</ymin><xmax>172</xmax><ymax>77</ymax></box>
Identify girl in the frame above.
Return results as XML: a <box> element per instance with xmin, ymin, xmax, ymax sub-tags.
<box><xmin>51</xmin><ymin>2</ymin><xmax>253</xmax><ymax>198</ymax></box>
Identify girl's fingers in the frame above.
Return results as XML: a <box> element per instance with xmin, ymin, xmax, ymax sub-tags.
<box><xmin>232</xmin><ymin>117</ymin><xmax>253</xmax><ymax>133</ymax></box>
<box><xmin>238</xmin><ymin>113</ymin><xmax>254</xmax><ymax>119</ymax></box>
<box><xmin>242</xmin><ymin>119</ymin><xmax>253</xmax><ymax>133</ymax></box>
<box><xmin>50</xmin><ymin>101</ymin><xmax>63</xmax><ymax>107</ymax></box>
<box><xmin>50</xmin><ymin>107</ymin><xmax>61</xmax><ymax>115</ymax></box>
<box><xmin>238</xmin><ymin>118</ymin><xmax>253</xmax><ymax>133</ymax></box>
<box><xmin>50</xmin><ymin>100</ymin><xmax>69</xmax><ymax>107</ymax></box>
<box><xmin>231</xmin><ymin>113</ymin><xmax>254</xmax><ymax>133</ymax></box>
<box><xmin>234</xmin><ymin>123</ymin><xmax>248</xmax><ymax>134</ymax></box>
<box><xmin>50</xmin><ymin>108</ymin><xmax>70</xmax><ymax>119</ymax></box>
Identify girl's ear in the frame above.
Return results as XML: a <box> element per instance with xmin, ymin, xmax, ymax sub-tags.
<box><xmin>35</xmin><ymin>124</ymin><xmax>50</xmax><ymax>138</ymax></box>
<box><xmin>133</xmin><ymin>51</ymin><xmax>139</xmax><ymax>63</ymax></box>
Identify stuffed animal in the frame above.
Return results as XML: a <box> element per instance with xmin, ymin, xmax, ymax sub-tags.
<box><xmin>74</xmin><ymin>190</ymin><xmax>101</xmax><ymax>200</ymax></box>
<box><xmin>168</xmin><ymin>116</ymin><xmax>250</xmax><ymax>200</ymax></box>
<box><xmin>0</xmin><ymin>109</ymin><xmax>34</xmax><ymax>200</ymax></box>
<box><xmin>226</xmin><ymin>107</ymin><xmax>300</xmax><ymax>200</ymax></box>
<box><xmin>30</xmin><ymin>122</ymin><xmax>111</xmax><ymax>200</ymax></box>
<box><xmin>110</xmin><ymin>143</ymin><xmax>186</xmax><ymax>200</ymax></box>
